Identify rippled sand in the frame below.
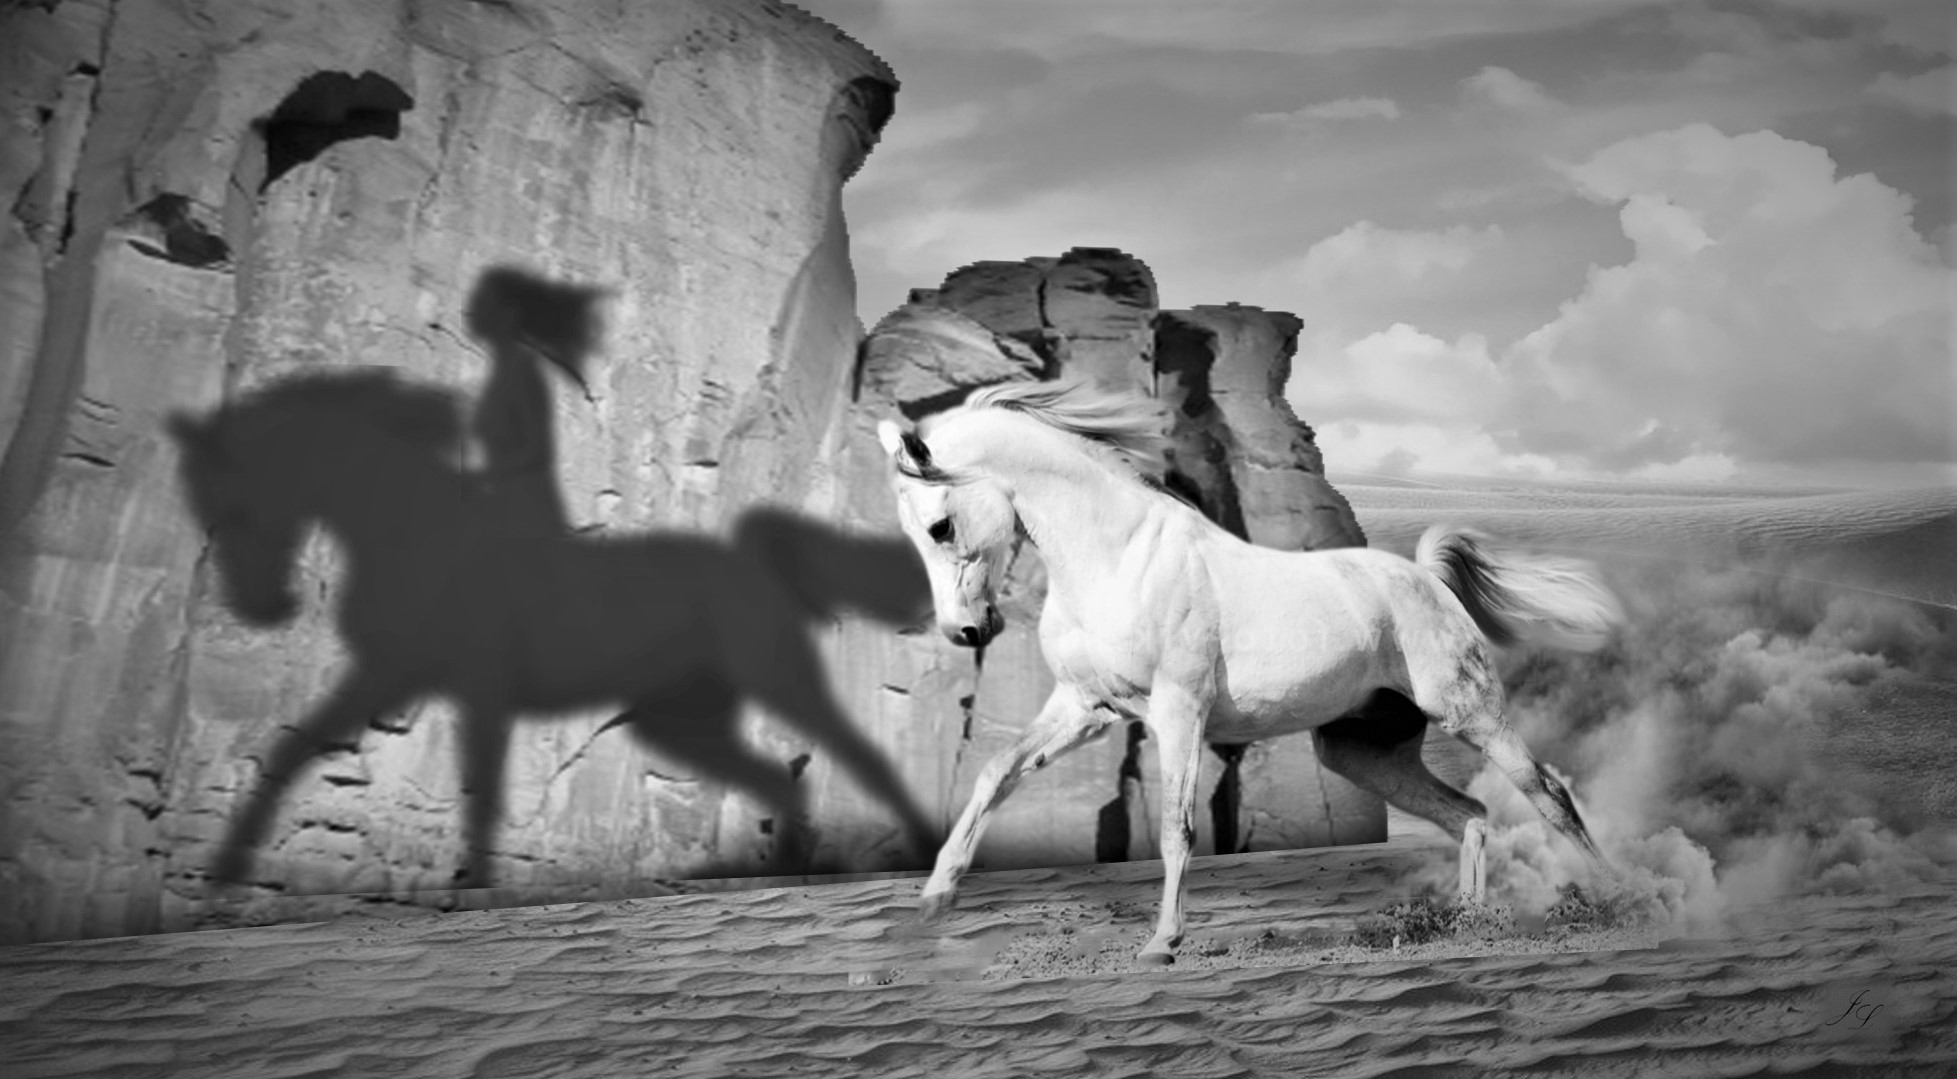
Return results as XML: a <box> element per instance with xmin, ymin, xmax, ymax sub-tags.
<box><xmin>1339</xmin><ymin>479</ymin><xmax>1957</xmax><ymax>609</ymax></box>
<box><xmin>5</xmin><ymin>834</ymin><xmax>1953</xmax><ymax>1077</ymax></box>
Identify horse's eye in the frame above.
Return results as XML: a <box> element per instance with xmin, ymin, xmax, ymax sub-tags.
<box><xmin>927</xmin><ymin>518</ymin><xmax>954</xmax><ymax>544</ymax></box>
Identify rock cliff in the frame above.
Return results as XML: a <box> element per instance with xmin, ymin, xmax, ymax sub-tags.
<box><xmin>857</xmin><ymin>253</ymin><xmax>1377</xmax><ymax>873</ymax></box>
<box><xmin>0</xmin><ymin>0</ymin><xmax>912</xmax><ymax>943</ymax></box>
<box><xmin>1</xmin><ymin>3</ymin><xmax>1380</xmax><ymax>946</ymax></box>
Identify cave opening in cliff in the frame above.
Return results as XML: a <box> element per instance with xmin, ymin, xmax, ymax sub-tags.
<box><xmin>258</xmin><ymin>71</ymin><xmax>414</xmax><ymax>191</ymax></box>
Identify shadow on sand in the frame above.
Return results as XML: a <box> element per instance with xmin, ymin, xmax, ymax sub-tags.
<box><xmin>168</xmin><ymin>265</ymin><xmax>935</xmax><ymax>890</ymax></box>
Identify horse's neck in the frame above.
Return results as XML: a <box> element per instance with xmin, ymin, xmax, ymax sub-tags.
<box><xmin>1002</xmin><ymin>452</ymin><xmax>1158</xmax><ymax>605</ymax></box>
<box><xmin>304</xmin><ymin>441</ymin><xmax>467</xmax><ymax>550</ymax></box>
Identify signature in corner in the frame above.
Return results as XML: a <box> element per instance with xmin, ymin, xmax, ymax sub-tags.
<box><xmin>1823</xmin><ymin>989</ymin><xmax>1884</xmax><ymax>1029</ymax></box>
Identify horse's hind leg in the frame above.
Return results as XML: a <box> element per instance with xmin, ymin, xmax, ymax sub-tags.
<box><xmin>1448</xmin><ymin>712</ymin><xmax>1606</xmax><ymax>867</ymax></box>
<box><xmin>620</xmin><ymin>689</ymin><xmax>813</xmax><ymax>872</ymax></box>
<box><xmin>1415</xmin><ymin>659</ymin><xmax>1609</xmax><ymax>872</ymax></box>
<box><xmin>1312</xmin><ymin>695</ymin><xmax>1490</xmax><ymax>900</ymax></box>
<box><xmin>456</xmin><ymin>693</ymin><xmax>514</xmax><ymax>889</ymax></box>
<box><xmin>746</xmin><ymin>659</ymin><xmax>938</xmax><ymax>861</ymax></box>
<box><xmin>717</xmin><ymin>610</ymin><xmax>938</xmax><ymax>863</ymax></box>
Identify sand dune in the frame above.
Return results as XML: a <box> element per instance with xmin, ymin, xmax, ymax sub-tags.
<box><xmin>1339</xmin><ymin>475</ymin><xmax>1955</xmax><ymax>549</ymax></box>
<box><xmin>4</xmin><ymin>834</ymin><xmax>1953</xmax><ymax>1077</ymax></box>
<box><xmin>1339</xmin><ymin>478</ymin><xmax>1957</xmax><ymax>609</ymax></box>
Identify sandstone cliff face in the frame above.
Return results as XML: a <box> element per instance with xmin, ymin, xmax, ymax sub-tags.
<box><xmin>856</xmin><ymin>253</ymin><xmax>1378</xmax><ymax>873</ymax></box>
<box><xmin>1156</xmin><ymin>304</ymin><xmax>1366</xmax><ymax>553</ymax></box>
<box><xmin>0</xmin><ymin>0</ymin><xmax>912</xmax><ymax>944</ymax></box>
<box><xmin>914</xmin><ymin>247</ymin><xmax>1159</xmax><ymax>392</ymax></box>
<box><xmin>1</xmin><ymin>4</ymin><xmax>1382</xmax><ymax>946</ymax></box>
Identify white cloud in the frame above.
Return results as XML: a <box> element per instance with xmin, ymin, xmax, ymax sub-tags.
<box><xmin>1278</xmin><ymin>225</ymin><xmax>1526</xmax><ymax>474</ymax></box>
<box><xmin>1316</xmin><ymin>419</ymin><xmax>1557</xmax><ymax>478</ymax></box>
<box><xmin>1503</xmin><ymin>124</ymin><xmax>1953</xmax><ymax>471</ymax></box>
<box><xmin>1287</xmin><ymin>126</ymin><xmax>1953</xmax><ymax>481</ymax></box>
<box><xmin>849</xmin><ymin>184</ymin><xmax>1175</xmax><ymax>302</ymax></box>
<box><xmin>1291</xmin><ymin>221</ymin><xmax>1504</xmax><ymax>292</ymax></box>
<box><xmin>1291</xmin><ymin>324</ymin><xmax>1505</xmax><ymax>425</ymax></box>
<box><xmin>1462</xmin><ymin>65</ymin><xmax>1556</xmax><ymax>111</ymax></box>
<box><xmin>1615</xmin><ymin>194</ymin><xmax>1715</xmax><ymax>259</ymax></box>
<box><xmin>1867</xmin><ymin>64</ymin><xmax>1956</xmax><ymax>116</ymax></box>
<box><xmin>1246</xmin><ymin>96</ymin><xmax>1401</xmax><ymax>128</ymax></box>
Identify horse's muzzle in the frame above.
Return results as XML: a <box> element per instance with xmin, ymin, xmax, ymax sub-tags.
<box><xmin>946</xmin><ymin>604</ymin><xmax>1003</xmax><ymax>648</ymax></box>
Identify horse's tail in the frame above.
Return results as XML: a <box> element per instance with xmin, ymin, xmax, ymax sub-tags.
<box><xmin>1416</xmin><ymin>525</ymin><xmax>1624</xmax><ymax>652</ymax></box>
<box><xmin>732</xmin><ymin>506</ymin><xmax>931</xmax><ymax>627</ymax></box>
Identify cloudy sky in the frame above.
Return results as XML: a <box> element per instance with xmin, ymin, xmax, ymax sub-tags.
<box><xmin>797</xmin><ymin>0</ymin><xmax>1953</xmax><ymax>487</ymax></box>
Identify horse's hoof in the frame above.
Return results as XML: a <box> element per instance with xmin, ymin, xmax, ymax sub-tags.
<box><xmin>1137</xmin><ymin>949</ymin><xmax>1175</xmax><ymax>967</ymax></box>
<box><xmin>917</xmin><ymin>891</ymin><xmax>956</xmax><ymax>922</ymax></box>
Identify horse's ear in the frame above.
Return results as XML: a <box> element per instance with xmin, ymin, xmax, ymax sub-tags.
<box><xmin>898</xmin><ymin>432</ymin><xmax>932</xmax><ymax>467</ymax></box>
<box><xmin>880</xmin><ymin>420</ymin><xmax>944</xmax><ymax>480</ymax></box>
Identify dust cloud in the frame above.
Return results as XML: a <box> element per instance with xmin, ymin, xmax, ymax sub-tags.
<box><xmin>1457</xmin><ymin>554</ymin><xmax>1956</xmax><ymax>929</ymax></box>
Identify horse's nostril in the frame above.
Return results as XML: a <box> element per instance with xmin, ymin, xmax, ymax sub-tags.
<box><xmin>958</xmin><ymin>625</ymin><xmax>982</xmax><ymax>646</ymax></box>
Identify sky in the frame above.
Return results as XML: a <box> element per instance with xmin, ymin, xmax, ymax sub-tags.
<box><xmin>795</xmin><ymin>0</ymin><xmax>1955</xmax><ymax>487</ymax></box>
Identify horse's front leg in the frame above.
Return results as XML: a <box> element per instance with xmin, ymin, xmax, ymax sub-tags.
<box><xmin>1139</xmin><ymin>681</ymin><xmax>1210</xmax><ymax>965</ymax></box>
<box><xmin>212</xmin><ymin>668</ymin><xmax>416</xmax><ymax>886</ymax></box>
<box><xmin>920</xmin><ymin>686</ymin><xmax>1102</xmax><ymax>920</ymax></box>
<box><xmin>456</xmin><ymin>687</ymin><xmax>515</xmax><ymax>889</ymax></box>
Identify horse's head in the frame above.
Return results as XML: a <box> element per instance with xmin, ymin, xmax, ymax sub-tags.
<box><xmin>878</xmin><ymin>419</ymin><xmax>1012</xmax><ymax>648</ymax></box>
<box><xmin>164</xmin><ymin>370</ymin><xmax>467</xmax><ymax>628</ymax></box>
<box><xmin>166</xmin><ymin>410</ymin><xmax>307</xmax><ymax>626</ymax></box>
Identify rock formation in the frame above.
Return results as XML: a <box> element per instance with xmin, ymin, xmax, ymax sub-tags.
<box><xmin>1</xmin><ymin>2</ymin><xmax>1379</xmax><ymax>946</ymax></box>
<box><xmin>856</xmin><ymin>252</ymin><xmax>1377</xmax><ymax>872</ymax></box>
<box><xmin>0</xmin><ymin>0</ymin><xmax>912</xmax><ymax>944</ymax></box>
<box><xmin>912</xmin><ymin>247</ymin><xmax>1159</xmax><ymax>392</ymax></box>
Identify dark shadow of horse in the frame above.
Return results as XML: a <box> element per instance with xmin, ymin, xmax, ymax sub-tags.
<box><xmin>168</xmin><ymin>274</ymin><xmax>934</xmax><ymax>889</ymax></box>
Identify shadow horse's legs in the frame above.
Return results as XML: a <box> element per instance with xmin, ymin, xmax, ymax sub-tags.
<box><xmin>726</xmin><ymin>619</ymin><xmax>942</xmax><ymax>868</ymax></box>
<box><xmin>620</xmin><ymin>673</ymin><xmax>814</xmax><ymax>873</ymax></box>
<box><xmin>455</xmin><ymin>687</ymin><xmax>515</xmax><ymax>889</ymax></box>
<box><xmin>1312</xmin><ymin>691</ymin><xmax>1491</xmax><ymax>899</ymax></box>
<box><xmin>213</xmin><ymin>668</ymin><xmax>416</xmax><ymax>885</ymax></box>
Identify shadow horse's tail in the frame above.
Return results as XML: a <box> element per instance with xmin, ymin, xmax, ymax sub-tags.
<box><xmin>1416</xmin><ymin>525</ymin><xmax>1624</xmax><ymax>652</ymax></box>
<box><xmin>732</xmin><ymin>506</ymin><xmax>931</xmax><ymax>627</ymax></box>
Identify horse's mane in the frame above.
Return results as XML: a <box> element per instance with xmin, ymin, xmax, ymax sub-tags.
<box><xmin>216</xmin><ymin>369</ymin><xmax>464</xmax><ymax>456</ymax></box>
<box><xmin>938</xmin><ymin>378</ymin><xmax>1172</xmax><ymax>480</ymax></box>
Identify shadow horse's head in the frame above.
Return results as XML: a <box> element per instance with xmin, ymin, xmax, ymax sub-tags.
<box><xmin>165</xmin><ymin>372</ymin><xmax>466</xmax><ymax>627</ymax></box>
<box><xmin>167</xmin><ymin>409</ymin><xmax>309</xmax><ymax>626</ymax></box>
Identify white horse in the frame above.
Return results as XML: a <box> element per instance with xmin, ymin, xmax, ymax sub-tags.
<box><xmin>877</xmin><ymin>379</ymin><xmax>1624</xmax><ymax>964</ymax></box>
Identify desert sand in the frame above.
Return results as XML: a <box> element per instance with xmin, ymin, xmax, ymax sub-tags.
<box><xmin>5</xmin><ymin>479</ymin><xmax>1954</xmax><ymax>1076</ymax></box>
<box><xmin>2</xmin><ymin>830</ymin><xmax>1953</xmax><ymax>1077</ymax></box>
